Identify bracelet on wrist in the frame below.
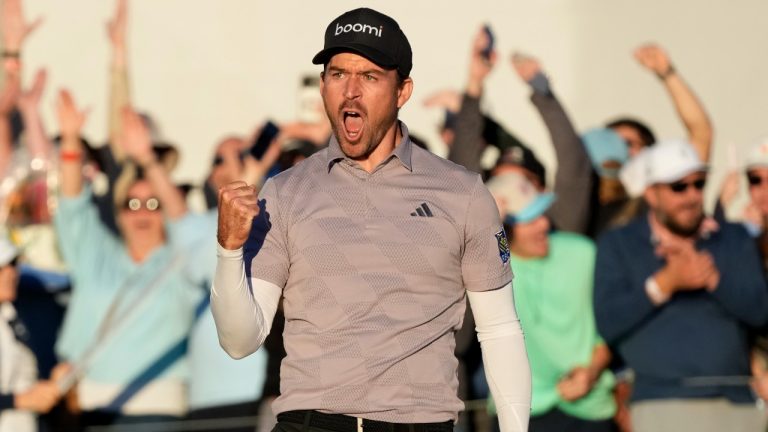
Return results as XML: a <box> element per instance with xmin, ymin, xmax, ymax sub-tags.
<box><xmin>1</xmin><ymin>51</ymin><xmax>20</xmax><ymax>59</ymax></box>
<box><xmin>60</xmin><ymin>150</ymin><xmax>83</xmax><ymax>162</ymax></box>
<box><xmin>657</xmin><ymin>65</ymin><xmax>676</xmax><ymax>80</ymax></box>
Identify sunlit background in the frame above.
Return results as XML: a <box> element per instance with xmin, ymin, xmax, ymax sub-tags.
<box><xmin>2</xmin><ymin>0</ymin><xmax>766</xmax><ymax>197</ymax></box>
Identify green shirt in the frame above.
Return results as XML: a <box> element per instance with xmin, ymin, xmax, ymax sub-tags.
<box><xmin>490</xmin><ymin>232</ymin><xmax>616</xmax><ymax>420</ymax></box>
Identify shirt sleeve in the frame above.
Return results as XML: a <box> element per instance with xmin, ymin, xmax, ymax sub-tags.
<box><xmin>462</xmin><ymin>175</ymin><xmax>514</xmax><ymax>292</ymax></box>
<box><xmin>53</xmin><ymin>186</ymin><xmax>122</xmax><ymax>280</ymax></box>
<box><xmin>245</xmin><ymin>179</ymin><xmax>290</xmax><ymax>288</ymax></box>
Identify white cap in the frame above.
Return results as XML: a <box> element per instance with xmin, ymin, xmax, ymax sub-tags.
<box><xmin>486</xmin><ymin>172</ymin><xmax>555</xmax><ymax>224</ymax></box>
<box><xmin>0</xmin><ymin>238</ymin><xmax>19</xmax><ymax>267</ymax></box>
<box><xmin>745</xmin><ymin>137</ymin><xmax>768</xmax><ymax>170</ymax></box>
<box><xmin>619</xmin><ymin>147</ymin><xmax>651</xmax><ymax>198</ymax></box>
<box><xmin>644</xmin><ymin>139</ymin><xmax>707</xmax><ymax>185</ymax></box>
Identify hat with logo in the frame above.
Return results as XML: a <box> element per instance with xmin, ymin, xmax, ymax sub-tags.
<box><xmin>745</xmin><ymin>136</ymin><xmax>768</xmax><ymax>170</ymax></box>
<box><xmin>0</xmin><ymin>237</ymin><xmax>19</xmax><ymax>268</ymax></box>
<box><xmin>644</xmin><ymin>138</ymin><xmax>707</xmax><ymax>185</ymax></box>
<box><xmin>486</xmin><ymin>172</ymin><xmax>556</xmax><ymax>225</ymax></box>
<box><xmin>312</xmin><ymin>8</ymin><xmax>413</xmax><ymax>77</ymax></box>
<box><xmin>581</xmin><ymin>128</ymin><xmax>629</xmax><ymax>178</ymax></box>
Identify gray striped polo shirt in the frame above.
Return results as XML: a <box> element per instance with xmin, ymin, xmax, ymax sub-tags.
<box><xmin>245</xmin><ymin>122</ymin><xmax>513</xmax><ymax>423</ymax></box>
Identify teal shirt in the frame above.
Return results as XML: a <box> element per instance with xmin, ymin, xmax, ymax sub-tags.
<box><xmin>53</xmin><ymin>188</ymin><xmax>204</xmax><ymax>384</ymax></box>
<box><xmin>170</xmin><ymin>210</ymin><xmax>268</xmax><ymax>409</ymax></box>
<box><xmin>491</xmin><ymin>232</ymin><xmax>615</xmax><ymax>420</ymax></box>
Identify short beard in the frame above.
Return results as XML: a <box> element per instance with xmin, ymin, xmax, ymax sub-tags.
<box><xmin>656</xmin><ymin>208</ymin><xmax>704</xmax><ymax>237</ymax></box>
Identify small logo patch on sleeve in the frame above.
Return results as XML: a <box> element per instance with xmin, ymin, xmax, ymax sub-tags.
<box><xmin>495</xmin><ymin>229</ymin><xmax>510</xmax><ymax>264</ymax></box>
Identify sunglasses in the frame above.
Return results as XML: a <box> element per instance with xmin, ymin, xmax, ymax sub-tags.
<box><xmin>747</xmin><ymin>174</ymin><xmax>768</xmax><ymax>187</ymax></box>
<box><xmin>667</xmin><ymin>178</ymin><xmax>706</xmax><ymax>193</ymax></box>
<box><xmin>122</xmin><ymin>197</ymin><xmax>161</xmax><ymax>212</ymax></box>
<box><xmin>212</xmin><ymin>151</ymin><xmax>247</xmax><ymax>167</ymax></box>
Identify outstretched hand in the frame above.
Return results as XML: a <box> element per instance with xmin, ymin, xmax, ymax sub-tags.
<box><xmin>106</xmin><ymin>0</ymin><xmax>128</xmax><ymax>48</ymax></box>
<box><xmin>634</xmin><ymin>43</ymin><xmax>673</xmax><ymax>77</ymax></box>
<box><xmin>55</xmin><ymin>89</ymin><xmax>88</xmax><ymax>141</ymax></box>
<box><xmin>467</xmin><ymin>26</ymin><xmax>497</xmax><ymax>97</ymax></box>
<box><xmin>510</xmin><ymin>52</ymin><xmax>541</xmax><ymax>83</ymax></box>
<box><xmin>117</xmin><ymin>106</ymin><xmax>155</xmax><ymax>166</ymax></box>
<box><xmin>1</xmin><ymin>0</ymin><xmax>43</xmax><ymax>51</ymax></box>
<box><xmin>423</xmin><ymin>89</ymin><xmax>462</xmax><ymax>113</ymax></box>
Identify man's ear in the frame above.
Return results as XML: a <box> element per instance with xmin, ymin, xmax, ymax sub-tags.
<box><xmin>396</xmin><ymin>77</ymin><xmax>413</xmax><ymax>109</ymax></box>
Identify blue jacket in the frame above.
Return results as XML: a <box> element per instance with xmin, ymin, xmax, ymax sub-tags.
<box><xmin>594</xmin><ymin>215</ymin><xmax>768</xmax><ymax>403</ymax></box>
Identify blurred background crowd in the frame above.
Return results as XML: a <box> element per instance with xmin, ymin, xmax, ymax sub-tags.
<box><xmin>0</xmin><ymin>0</ymin><xmax>767</xmax><ymax>431</ymax></box>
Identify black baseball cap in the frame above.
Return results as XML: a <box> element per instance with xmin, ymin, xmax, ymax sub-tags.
<box><xmin>312</xmin><ymin>8</ymin><xmax>412</xmax><ymax>77</ymax></box>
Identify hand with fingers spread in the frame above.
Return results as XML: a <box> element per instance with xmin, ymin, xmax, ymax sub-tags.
<box><xmin>218</xmin><ymin>181</ymin><xmax>260</xmax><ymax>250</ymax></box>
<box><xmin>107</xmin><ymin>0</ymin><xmax>127</xmax><ymax>48</ymax></box>
<box><xmin>466</xmin><ymin>26</ymin><xmax>497</xmax><ymax>97</ymax></box>
<box><xmin>17</xmin><ymin>68</ymin><xmax>46</xmax><ymax>114</ymax></box>
<box><xmin>118</xmin><ymin>106</ymin><xmax>155</xmax><ymax>166</ymax></box>
<box><xmin>422</xmin><ymin>89</ymin><xmax>462</xmax><ymax>113</ymax></box>
<box><xmin>1</xmin><ymin>0</ymin><xmax>43</xmax><ymax>52</ymax></box>
<box><xmin>634</xmin><ymin>43</ymin><xmax>674</xmax><ymax>78</ymax></box>
<box><xmin>106</xmin><ymin>0</ymin><xmax>128</xmax><ymax>67</ymax></box>
<box><xmin>55</xmin><ymin>90</ymin><xmax>88</xmax><ymax>145</ymax></box>
<box><xmin>278</xmin><ymin>121</ymin><xmax>331</xmax><ymax>148</ymax></box>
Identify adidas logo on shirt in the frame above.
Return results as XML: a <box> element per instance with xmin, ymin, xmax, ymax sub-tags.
<box><xmin>410</xmin><ymin>203</ymin><xmax>433</xmax><ymax>217</ymax></box>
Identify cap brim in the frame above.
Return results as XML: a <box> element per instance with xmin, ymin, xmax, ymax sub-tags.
<box><xmin>515</xmin><ymin>193</ymin><xmax>556</xmax><ymax>224</ymax></box>
<box><xmin>651</xmin><ymin>164</ymin><xmax>709</xmax><ymax>185</ymax></box>
<box><xmin>312</xmin><ymin>43</ymin><xmax>397</xmax><ymax>70</ymax></box>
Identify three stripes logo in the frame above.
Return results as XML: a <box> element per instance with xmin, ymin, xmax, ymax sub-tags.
<box><xmin>410</xmin><ymin>203</ymin><xmax>433</xmax><ymax>217</ymax></box>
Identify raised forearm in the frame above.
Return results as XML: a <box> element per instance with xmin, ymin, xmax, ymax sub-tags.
<box><xmin>137</xmin><ymin>158</ymin><xmax>187</xmax><ymax>220</ymax></box>
<box><xmin>447</xmin><ymin>94</ymin><xmax>484</xmax><ymax>173</ymax></box>
<box><xmin>59</xmin><ymin>134</ymin><xmax>84</xmax><ymax>197</ymax></box>
<box><xmin>662</xmin><ymin>72</ymin><xmax>713</xmax><ymax>162</ymax></box>
<box><xmin>19</xmin><ymin>106</ymin><xmax>52</xmax><ymax>159</ymax></box>
<box><xmin>108</xmin><ymin>66</ymin><xmax>130</xmax><ymax>161</ymax></box>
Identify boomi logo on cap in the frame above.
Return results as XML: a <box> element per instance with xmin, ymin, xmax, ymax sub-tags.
<box><xmin>335</xmin><ymin>22</ymin><xmax>383</xmax><ymax>37</ymax></box>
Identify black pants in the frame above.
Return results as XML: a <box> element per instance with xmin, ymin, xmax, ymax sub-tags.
<box><xmin>529</xmin><ymin>408</ymin><xmax>618</xmax><ymax>432</ymax></box>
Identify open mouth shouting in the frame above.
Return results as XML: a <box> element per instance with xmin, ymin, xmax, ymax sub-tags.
<box><xmin>341</xmin><ymin>108</ymin><xmax>365</xmax><ymax>142</ymax></box>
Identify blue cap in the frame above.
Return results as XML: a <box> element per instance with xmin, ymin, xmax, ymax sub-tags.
<box><xmin>582</xmin><ymin>128</ymin><xmax>629</xmax><ymax>178</ymax></box>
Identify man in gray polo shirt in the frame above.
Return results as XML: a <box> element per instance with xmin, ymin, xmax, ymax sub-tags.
<box><xmin>212</xmin><ymin>8</ymin><xmax>530</xmax><ymax>432</ymax></box>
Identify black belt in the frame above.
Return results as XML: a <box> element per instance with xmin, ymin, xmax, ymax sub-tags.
<box><xmin>277</xmin><ymin>410</ymin><xmax>454</xmax><ymax>432</ymax></box>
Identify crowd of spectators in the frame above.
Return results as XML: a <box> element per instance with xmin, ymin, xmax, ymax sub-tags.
<box><xmin>0</xmin><ymin>1</ymin><xmax>766</xmax><ymax>431</ymax></box>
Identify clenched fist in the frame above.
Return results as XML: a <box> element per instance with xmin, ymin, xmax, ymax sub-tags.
<box><xmin>15</xmin><ymin>381</ymin><xmax>61</xmax><ymax>413</ymax></box>
<box><xmin>218</xmin><ymin>181</ymin><xmax>260</xmax><ymax>250</ymax></box>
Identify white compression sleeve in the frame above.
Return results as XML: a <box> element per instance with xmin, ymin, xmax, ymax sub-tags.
<box><xmin>467</xmin><ymin>283</ymin><xmax>531</xmax><ymax>432</ymax></box>
<box><xmin>211</xmin><ymin>244</ymin><xmax>282</xmax><ymax>359</ymax></box>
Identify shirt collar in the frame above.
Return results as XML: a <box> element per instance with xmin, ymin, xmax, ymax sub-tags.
<box><xmin>326</xmin><ymin>121</ymin><xmax>413</xmax><ymax>172</ymax></box>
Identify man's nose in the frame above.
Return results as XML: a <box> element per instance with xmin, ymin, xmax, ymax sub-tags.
<box><xmin>344</xmin><ymin>76</ymin><xmax>362</xmax><ymax>99</ymax></box>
